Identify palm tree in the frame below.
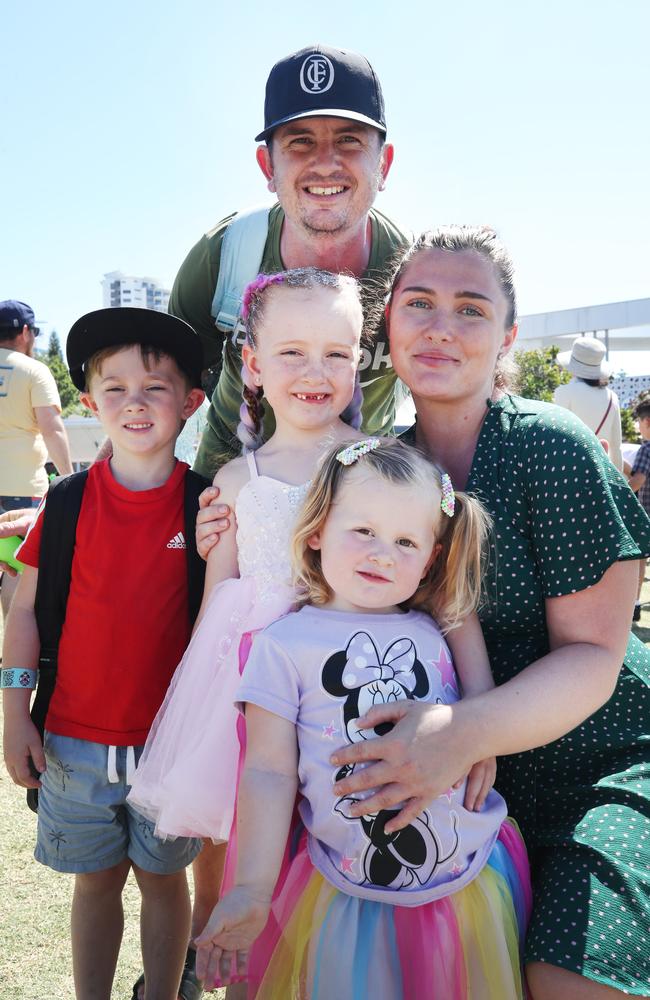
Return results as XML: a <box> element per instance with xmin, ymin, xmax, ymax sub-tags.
<box><xmin>56</xmin><ymin>759</ymin><xmax>74</xmax><ymax>792</ymax></box>
<box><xmin>48</xmin><ymin>829</ymin><xmax>67</xmax><ymax>857</ymax></box>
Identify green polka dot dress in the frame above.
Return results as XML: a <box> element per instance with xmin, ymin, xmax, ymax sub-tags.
<box><xmin>464</xmin><ymin>395</ymin><xmax>650</xmax><ymax>994</ymax></box>
<box><xmin>402</xmin><ymin>396</ymin><xmax>650</xmax><ymax>997</ymax></box>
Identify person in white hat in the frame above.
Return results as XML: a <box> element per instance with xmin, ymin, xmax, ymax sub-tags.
<box><xmin>553</xmin><ymin>335</ymin><xmax>623</xmax><ymax>471</ymax></box>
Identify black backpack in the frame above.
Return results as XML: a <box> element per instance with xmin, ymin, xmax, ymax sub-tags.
<box><xmin>27</xmin><ymin>467</ymin><xmax>209</xmax><ymax>811</ymax></box>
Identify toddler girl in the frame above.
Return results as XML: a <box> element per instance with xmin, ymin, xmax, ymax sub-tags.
<box><xmin>128</xmin><ymin>267</ymin><xmax>366</xmax><ymax>842</ymax></box>
<box><xmin>196</xmin><ymin>437</ymin><xmax>531</xmax><ymax>999</ymax></box>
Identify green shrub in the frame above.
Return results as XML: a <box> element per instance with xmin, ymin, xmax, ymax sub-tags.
<box><xmin>514</xmin><ymin>345</ymin><xmax>570</xmax><ymax>402</ymax></box>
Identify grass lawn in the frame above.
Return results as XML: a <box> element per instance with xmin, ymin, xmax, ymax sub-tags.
<box><xmin>0</xmin><ymin>738</ymin><xmax>149</xmax><ymax>1000</ymax></box>
<box><xmin>1</xmin><ymin>572</ymin><xmax>649</xmax><ymax>999</ymax></box>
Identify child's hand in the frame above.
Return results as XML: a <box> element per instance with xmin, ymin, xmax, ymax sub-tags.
<box><xmin>0</xmin><ymin>507</ymin><xmax>36</xmax><ymax>539</ymax></box>
<box><xmin>195</xmin><ymin>487</ymin><xmax>231</xmax><ymax>560</ymax></box>
<box><xmin>194</xmin><ymin>886</ymin><xmax>271</xmax><ymax>987</ymax></box>
<box><xmin>3</xmin><ymin>715</ymin><xmax>45</xmax><ymax>788</ymax></box>
<box><xmin>0</xmin><ymin>508</ymin><xmax>34</xmax><ymax>574</ymax></box>
<box><xmin>457</xmin><ymin>757</ymin><xmax>496</xmax><ymax>812</ymax></box>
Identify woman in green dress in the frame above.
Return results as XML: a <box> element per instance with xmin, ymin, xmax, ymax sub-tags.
<box><xmin>331</xmin><ymin>226</ymin><xmax>650</xmax><ymax>998</ymax></box>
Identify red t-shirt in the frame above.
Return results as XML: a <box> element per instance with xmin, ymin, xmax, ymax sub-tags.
<box><xmin>19</xmin><ymin>459</ymin><xmax>192</xmax><ymax>745</ymax></box>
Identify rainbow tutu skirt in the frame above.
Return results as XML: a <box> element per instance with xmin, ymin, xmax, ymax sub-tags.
<box><xmin>244</xmin><ymin>819</ymin><xmax>531</xmax><ymax>999</ymax></box>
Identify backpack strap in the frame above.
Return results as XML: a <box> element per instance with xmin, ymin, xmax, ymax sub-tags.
<box><xmin>594</xmin><ymin>390</ymin><xmax>613</xmax><ymax>437</ymax></box>
<box><xmin>27</xmin><ymin>471</ymin><xmax>88</xmax><ymax>812</ymax></box>
<box><xmin>210</xmin><ymin>204</ymin><xmax>273</xmax><ymax>338</ymax></box>
<box><xmin>183</xmin><ymin>469</ymin><xmax>210</xmax><ymax>627</ymax></box>
<box><xmin>31</xmin><ymin>471</ymin><xmax>89</xmax><ymax>740</ymax></box>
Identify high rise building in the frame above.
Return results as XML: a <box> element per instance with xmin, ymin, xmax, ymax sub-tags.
<box><xmin>101</xmin><ymin>271</ymin><xmax>170</xmax><ymax>312</ymax></box>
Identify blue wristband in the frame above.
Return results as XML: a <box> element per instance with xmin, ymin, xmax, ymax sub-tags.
<box><xmin>0</xmin><ymin>667</ymin><xmax>38</xmax><ymax>689</ymax></box>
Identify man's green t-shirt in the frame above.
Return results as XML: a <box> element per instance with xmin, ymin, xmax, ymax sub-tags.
<box><xmin>169</xmin><ymin>203</ymin><xmax>410</xmax><ymax>478</ymax></box>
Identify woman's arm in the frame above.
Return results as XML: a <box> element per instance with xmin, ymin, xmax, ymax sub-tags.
<box><xmin>195</xmin><ymin>704</ymin><xmax>298</xmax><ymax>986</ymax></box>
<box><xmin>332</xmin><ymin>558</ymin><xmax>636</xmax><ymax>832</ymax></box>
<box><xmin>471</xmin><ymin>557</ymin><xmax>634</xmax><ymax>750</ymax></box>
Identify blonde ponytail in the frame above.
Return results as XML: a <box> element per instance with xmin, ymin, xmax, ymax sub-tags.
<box><xmin>409</xmin><ymin>491</ymin><xmax>492</xmax><ymax>632</ymax></box>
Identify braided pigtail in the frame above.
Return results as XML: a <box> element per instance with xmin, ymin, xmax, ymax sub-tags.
<box><xmin>237</xmin><ymin>357</ymin><xmax>265</xmax><ymax>452</ymax></box>
<box><xmin>235</xmin><ymin>273</ymin><xmax>285</xmax><ymax>453</ymax></box>
<box><xmin>340</xmin><ymin>370</ymin><xmax>363</xmax><ymax>430</ymax></box>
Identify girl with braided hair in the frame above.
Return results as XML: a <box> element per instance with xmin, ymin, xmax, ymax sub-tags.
<box><xmin>128</xmin><ymin>268</ymin><xmax>367</xmax><ymax>850</ymax></box>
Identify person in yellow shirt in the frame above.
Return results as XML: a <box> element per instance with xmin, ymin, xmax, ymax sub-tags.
<box><xmin>0</xmin><ymin>300</ymin><xmax>72</xmax><ymax>621</ymax></box>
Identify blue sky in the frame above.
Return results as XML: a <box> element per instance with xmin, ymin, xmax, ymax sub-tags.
<box><xmin>2</xmin><ymin>0</ymin><xmax>649</xmax><ymax>372</ymax></box>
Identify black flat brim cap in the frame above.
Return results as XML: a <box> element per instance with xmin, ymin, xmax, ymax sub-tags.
<box><xmin>66</xmin><ymin>307</ymin><xmax>204</xmax><ymax>390</ymax></box>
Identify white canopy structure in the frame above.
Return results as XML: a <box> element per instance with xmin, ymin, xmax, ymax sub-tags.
<box><xmin>62</xmin><ymin>416</ymin><xmax>103</xmax><ymax>464</ymax></box>
<box><xmin>517</xmin><ymin>298</ymin><xmax>650</xmax><ymax>354</ymax></box>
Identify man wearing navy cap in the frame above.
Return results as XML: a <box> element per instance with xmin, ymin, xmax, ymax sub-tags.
<box><xmin>0</xmin><ymin>300</ymin><xmax>72</xmax><ymax>620</ymax></box>
<box><xmin>170</xmin><ymin>44</ymin><xmax>408</xmax><ymax>480</ymax></box>
<box><xmin>164</xmin><ymin>45</ymin><xmax>407</xmax><ymax>996</ymax></box>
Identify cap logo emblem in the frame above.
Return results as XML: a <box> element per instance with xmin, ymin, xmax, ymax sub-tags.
<box><xmin>300</xmin><ymin>54</ymin><xmax>334</xmax><ymax>94</ymax></box>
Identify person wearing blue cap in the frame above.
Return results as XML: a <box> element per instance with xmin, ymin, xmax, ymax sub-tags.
<box><xmin>169</xmin><ymin>44</ymin><xmax>408</xmax><ymax>482</ymax></box>
<box><xmin>0</xmin><ymin>300</ymin><xmax>72</xmax><ymax>622</ymax></box>
<box><xmin>164</xmin><ymin>44</ymin><xmax>407</xmax><ymax>998</ymax></box>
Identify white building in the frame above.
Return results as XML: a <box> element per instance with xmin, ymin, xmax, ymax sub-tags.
<box><xmin>517</xmin><ymin>298</ymin><xmax>650</xmax><ymax>356</ymax></box>
<box><xmin>102</xmin><ymin>271</ymin><xmax>170</xmax><ymax>312</ymax></box>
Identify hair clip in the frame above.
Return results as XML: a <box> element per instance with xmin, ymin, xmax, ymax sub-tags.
<box><xmin>440</xmin><ymin>472</ymin><xmax>455</xmax><ymax>517</ymax></box>
<box><xmin>241</xmin><ymin>273</ymin><xmax>285</xmax><ymax>321</ymax></box>
<box><xmin>336</xmin><ymin>438</ymin><xmax>382</xmax><ymax>466</ymax></box>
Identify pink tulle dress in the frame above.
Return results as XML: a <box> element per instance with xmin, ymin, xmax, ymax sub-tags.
<box><xmin>127</xmin><ymin>451</ymin><xmax>309</xmax><ymax>841</ymax></box>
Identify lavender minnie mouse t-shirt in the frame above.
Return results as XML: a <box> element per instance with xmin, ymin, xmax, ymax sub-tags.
<box><xmin>238</xmin><ymin>606</ymin><xmax>507</xmax><ymax>907</ymax></box>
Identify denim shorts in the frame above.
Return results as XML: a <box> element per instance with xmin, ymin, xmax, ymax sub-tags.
<box><xmin>35</xmin><ymin>731</ymin><xmax>202</xmax><ymax>875</ymax></box>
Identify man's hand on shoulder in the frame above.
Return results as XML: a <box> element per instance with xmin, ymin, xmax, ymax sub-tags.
<box><xmin>196</xmin><ymin>486</ymin><xmax>232</xmax><ymax>560</ymax></box>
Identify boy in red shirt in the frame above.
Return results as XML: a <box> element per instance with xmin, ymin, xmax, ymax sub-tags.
<box><xmin>2</xmin><ymin>308</ymin><xmax>207</xmax><ymax>1000</ymax></box>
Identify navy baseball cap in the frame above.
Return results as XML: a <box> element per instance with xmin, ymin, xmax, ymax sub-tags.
<box><xmin>255</xmin><ymin>44</ymin><xmax>386</xmax><ymax>142</ymax></box>
<box><xmin>66</xmin><ymin>307</ymin><xmax>204</xmax><ymax>390</ymax></box>
<box><xmin>0</xmin><ymin>300</ymin><xmax>36</xmax><ymax>332</ymax></box>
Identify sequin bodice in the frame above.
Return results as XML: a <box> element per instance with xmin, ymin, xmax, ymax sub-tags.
<box><xmin>235</xmin><ymin>469</ymin><xmax>309</xmax><ymax>602</ymax></box>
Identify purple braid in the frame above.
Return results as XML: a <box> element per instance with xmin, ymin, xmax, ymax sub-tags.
<box><xmin>340</xmin><ymin>370</ymin><xmax>363</xmax><ymax>430</ymax></box>
<box><xmin>237</xmin><ymin>356</ymin><xmax>265</xmax><ymax>452</ymax></box>
<box><xmin>242</xmin><ymin>273</ymin><xmax>286</xmax><ymax>332</ymax></box>
<box><xmin>236</xmin><ymin>273</ymin><xmax>284</xmax><ymax>452</ymax></box>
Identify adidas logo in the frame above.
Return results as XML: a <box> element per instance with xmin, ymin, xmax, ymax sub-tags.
<box><xmin>166</xmin><ymin>532</ymin><xmax>186</xmax><ymax>550</ymax></box>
